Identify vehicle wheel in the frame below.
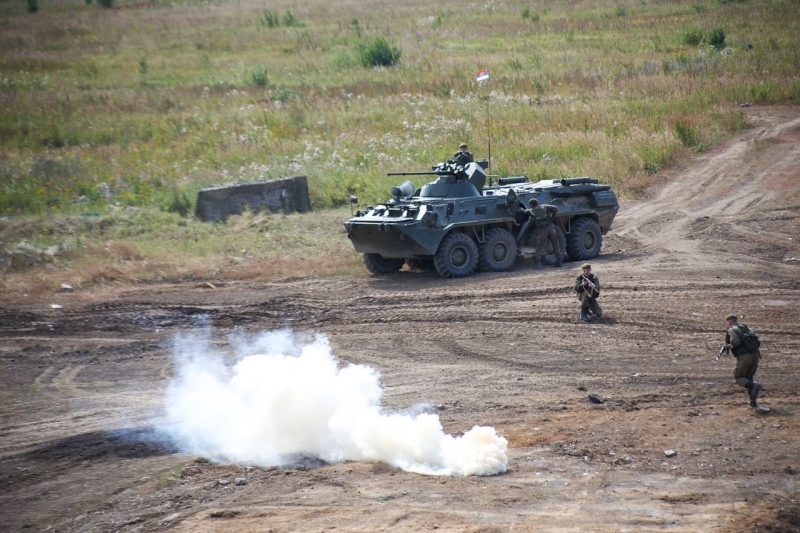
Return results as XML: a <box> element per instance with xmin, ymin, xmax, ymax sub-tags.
<box><xmin>566</xmin><ymin>217</ymin><xmax>603</xmax><ymax>261</ymax></box>
<box><xmin>405</xmin><ymin>258</ymin><xmax>435</xmax><ymax>271</ymax></box>
<box><xmin>478</xmin><ymin>228</ymin><xmax>517</xmax><ymax>272</ymax></box>
<box><xmin>363</xmin><ymin>253</ymin><xmax>405</xmax><ymax>274</ymax></box>
<box><xmin>543</xmin><ymin>225</ymin><xmax>567</xmax><ymax>266</ymax></box>
<box><xmin>434</xmin><ymin>232</ymin><xmax>479</xmax><ymax>278</ymax></box>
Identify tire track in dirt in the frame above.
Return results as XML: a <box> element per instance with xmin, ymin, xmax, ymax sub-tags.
<box><xmin>1</xmin><ymin>108</ymin><xmax>800</xmax><ymax>533</ymax></box>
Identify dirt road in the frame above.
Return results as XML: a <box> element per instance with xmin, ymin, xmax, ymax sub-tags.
<box><xmin>1</xmin><ymin>106</ymin><xmax>799</xmax><ymax>532</ymax></box>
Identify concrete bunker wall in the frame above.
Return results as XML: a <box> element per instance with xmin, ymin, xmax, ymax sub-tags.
<box><xmin>195</xmin><ymin>176</ymin><xmax>310</xmax><ymax>222</ymax></box>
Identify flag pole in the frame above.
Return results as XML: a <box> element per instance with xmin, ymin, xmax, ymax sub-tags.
<box><xmin>486</xmin><ymin>96</ymin><xmax>492</xmax><ymax>174</ymax></box>
<box><xmin>476</xmin><ymin>69</ymin><xmax>491</xmax><ymax>173</ymax></box>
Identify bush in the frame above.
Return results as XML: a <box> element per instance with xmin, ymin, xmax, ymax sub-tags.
<box><xmin>682</xmin><ymin>27</ymin><xmax>703</xmax><ymax>46</ymax></box>
<box><xmin>27</xmin><ymin>0</ymin><xmax>38</xmax><ymax>13</ymax></box>
<box><xmin>282</xmin><ymin>10</ymin><xmax>301</xmax><ymax>27</ymax></box>
<box><xmin>250</xmin><ymin>66</ymin><xmax>268</xmax><ymax>86</ymax></box>
<box><xmin>97</xmin><ymin>0</ymin><xmax>114</xmax><ymax>8</ymax></box>
<box><xmin>358</xmin><ymin>36</ymin><xmax>401</xmax><ymax>68</ymax></box>
<box><xmin>165</xmin><ymin>191</ymin><xmax>193</xmax><ymax>217</ymax></box>
<box><xmin>260</xmin><ymin>7</ymin><xmax>279</xmax><ymax>28</ymax></box>
<box><xmin>674</xmin><ymin>121</ymin><xmax>701</xmax><ymax>149</ymax></box>
<box><xmin>708</xmin><ymin>27</ymin><xmax>726</xmax><ymax>49</ymax></box>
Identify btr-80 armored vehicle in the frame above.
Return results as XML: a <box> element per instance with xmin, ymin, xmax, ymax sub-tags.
<box><xmin>344</xmin><ymin>160</ymin><xmax>618</xmax><ymax>278</ymax></box>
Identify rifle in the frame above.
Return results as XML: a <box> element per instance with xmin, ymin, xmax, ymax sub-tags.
<box><xmin>716</xmin><ymin>344</ymin><xmax>730</xmax><ymax>361</ymax></box>
<box><xmin>580</xmin><ymin>274</ymin><xmax>597</xmax><ymax>297</ymax></box>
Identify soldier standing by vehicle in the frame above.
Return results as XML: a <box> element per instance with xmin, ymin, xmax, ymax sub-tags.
<box><xmin>450</xmin><ymin>143</ymin><xmax>474</xmax><ymax>166</ymax></box>
<box><xmin>720</xmin><ymin>314</ymin><xmax>764</xmax><ymax>409</ymax></box>
<box><xmin>526</xmin><ymin>198</ymin><xmax>562</xmax><ymax>270</ymax></box>
<box><xmin>575</xmin><ymin>263</ymin><xmax>601</xmax><ymax>322</ymax></box>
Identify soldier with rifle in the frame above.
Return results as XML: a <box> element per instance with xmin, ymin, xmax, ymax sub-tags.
<box><xmin>525</xmin><ymin>198</ymin><xmax>562</xmax><ymax>270</ymax></box>
<box><xmin>449</xmin><ymin>143</ymin><xmax>474</xmax><ymax>166</ymax></box>
<box><xmin>575</xmin><ymin>263</ymin><xmax>601</xmax><ymax>323</ymax></box>
<box><xmin>718</xmin><ymin>314</ymin><xmax>765</xmax><ymax>410</ymax></box>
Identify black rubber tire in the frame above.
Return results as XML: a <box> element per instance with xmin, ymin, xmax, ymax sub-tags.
<box><xmin>363</xmin><ymin>253</ymin><xmax>405</xmax><ymax>274</ymax></box>
<box><xmin>566</xmin><ymin>217</ymin><xmax>603</xmax><ymax>261</ymax></box>
<box><xmin>434</xmin><ymin>232</ymin><xmax>479</xmax><ymax>278</ymax></box>
<box><xmin>543</xmin><ymin>225</ymin><xmax>567</xmax><ymax>266</ymax></box>
<box><xmin>405</xmin><ymin>258</ymin><xmax>435</xmax><ymax>271</ymax></box>
<box><xmin>478</xmin><ymin>228</ymin><xmax>517</xmax><ymax>272</ymax></box>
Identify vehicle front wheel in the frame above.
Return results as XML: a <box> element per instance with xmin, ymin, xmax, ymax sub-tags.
<box><xmin>566</xmin><ymin>217</ymin><xmax>603</xmax><ymax>261</ymax></box>
<box><xmin>363</xmin><ymin>253</ymin><xmax>405</xmax><ymax>274</ymax></box>
<box><xmin>434</xmin><ymin>232</ymin><xmax>479</xmax><ymax>278</ymax></box>
<box><xmin>478</xmin><ymin>228</ymin><xmax>517</xmax><ymax>272</ymax></box>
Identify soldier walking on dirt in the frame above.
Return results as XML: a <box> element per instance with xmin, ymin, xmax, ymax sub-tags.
<box><xmin>526</xmin><ymin>198</ymin><xmax>562</xmax><ymax>270</ymax></box>
<box><xmin>575</xmin><ymin>263</ymin><xmax>601</xmax><ymax>323</ymax></box>
<box><xmin>720</xmin><ymin>314</ymin><xmax>764</xmax><ymax>409</ymax></box>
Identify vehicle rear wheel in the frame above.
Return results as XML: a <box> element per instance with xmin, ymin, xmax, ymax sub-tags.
<box><xmin>543</xmin><ymin>225</ymin><xmax>567</xmax><ymax>266</ymax></box>
<box><xmin>434</xmin><ymin>232</ymin><xmax>479</xmax><ymax>278</ymax></box>
<box><xmin>566</xmin><ymin>217</ymin><xmax>602</xmax><ymax>261</ymax></box>
<box><xmin>363</xmin><ymin>253</ymin><xmax>405</xmax><ymax>274</ymax></box>
<box><xmin>478</xmin><ymin>228</ymin><xmax>517</xmax><ymax>272</ymax></box>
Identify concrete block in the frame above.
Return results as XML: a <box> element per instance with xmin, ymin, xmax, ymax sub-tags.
<box><xmin>195</xmin><ymin>176</ymin><xmax>310</xmax><ymax>222</ymax></box>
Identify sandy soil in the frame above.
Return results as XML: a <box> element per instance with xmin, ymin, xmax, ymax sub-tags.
<box><xmin>1</xmin><ymin>106</ymin><xmax>799</xmax><ymax>532</ymax></box>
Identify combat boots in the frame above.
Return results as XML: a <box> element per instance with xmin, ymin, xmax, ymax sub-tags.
<box><xmin>580</xmin><ymin>308</ymin><xmax>591</xmax><ymax>323</ymax></box>
<box><xmin>748</xmin><ymin>382</ymin><xmax>762</xmax><ymax>408</ymax></box>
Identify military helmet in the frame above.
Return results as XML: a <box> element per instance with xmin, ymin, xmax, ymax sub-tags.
<box><xmin>725</xmin><ymin>313</ymin><xmax>738</xmax><ymax>321</ymax></box>
<box><xmin>528</xmin><ymin>198</ymin><xmax>538</xmax><ymax>207</ymax></box>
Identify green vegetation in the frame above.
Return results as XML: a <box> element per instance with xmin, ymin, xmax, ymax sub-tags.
<box><xmin>682</xmin><ymin>26</ymin><xmax>704</xmax><ymax>46</ymax></box>
<box><xmin>709</xmin><ymin>27</ymin><xmax>727</xmax><ymax>49</ymax></box>
<box><xmin>357</xmin><ymin>35</ymin><xmax>402</xmax><ymax>68</ymax></box>
<box><xmin>0</xmin><ymin>0</ymin><xmax>798</xmax><ymax>289</ymax></box>
<box><xmin>259</xmin><ymin>7</ymin><xmax>279</xmax><ymax>28</ymax></box>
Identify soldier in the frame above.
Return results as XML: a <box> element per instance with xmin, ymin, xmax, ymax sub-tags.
<box><xmin>450</xmin><ymin>143</ymin><xmax>474</xmax><ymax>166</ymax></box>
<box><xmin>575</xmin><ymin>263</ymin><xmax>601</xmax><ymax>322</ymax></box>
<box><xmin>525</xmin><ymin>198</ymin><xmax>562</xmax><ymax>270</ymax></box>
<box><xmin>513</xmin><ymin>204</ymin><xmax>527</xmax><ymax>230</ymax></box>
<box><xmin>721</xmin><ymin>314</ymin><xmax>763</xmax><ymax>409</ymax></box>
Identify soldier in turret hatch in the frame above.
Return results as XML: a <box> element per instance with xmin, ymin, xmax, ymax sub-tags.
<box><xmin>449</xmin><ymin>143</ymin><xmax>474</xmax><ymax>166</ymax></box>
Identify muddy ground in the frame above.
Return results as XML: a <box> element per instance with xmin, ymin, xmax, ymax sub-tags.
<box><xmin>1</xmin><ymin>107</ymin><xmax>799</xmax><ymax>532</ymax></box>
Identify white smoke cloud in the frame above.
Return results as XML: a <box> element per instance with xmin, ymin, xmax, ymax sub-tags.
<box><xmin>163</xmin><ymin>328</ymin><xmax>507</xmax><ymax>476</ymax></box>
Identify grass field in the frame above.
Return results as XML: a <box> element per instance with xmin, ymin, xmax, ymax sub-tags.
<box><xmin>1</xmin><ymin>0</ymin><xmax>799</xmax><ymax>291</ymax></box>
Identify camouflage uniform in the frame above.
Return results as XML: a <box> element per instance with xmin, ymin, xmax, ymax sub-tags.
<box><xmin>450</xmin><ymin>149</ymin><xmax>474</xmax><ymax>166</ymax></box>
<box><xmin>724</xmin><ymin>315</ymin><xmax>762</xmax><ymax>407</ymax></box>
<box><xmin>525</xmin><ymin>203</ymin><xmax>561</xmax><ymax>268</ymax></box>
<box><xmin>575</xmin><ymin>266</ymin><xmax>601</xmax><ymax>321</ymax></box>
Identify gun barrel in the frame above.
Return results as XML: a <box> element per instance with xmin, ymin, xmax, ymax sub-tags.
<box><xmin>561</xmin><ymin>177</ymin><xmax>599</xmax><ymax>186</ymax></box>
<box><xmin>497</xmin><ymin>176</ymin><xmax>528</xmax><ymax>186</ymax></box>
<box><xmin>386</xmin><ymin>171</ymin><xmax>442</xmax><ymax>176</ymax></box>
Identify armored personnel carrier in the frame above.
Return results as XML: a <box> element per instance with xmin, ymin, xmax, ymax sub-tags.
<box><xmin>344</xmin><ymin>160</ymin><xmax>619</xmax><ymax>278</ymax></box>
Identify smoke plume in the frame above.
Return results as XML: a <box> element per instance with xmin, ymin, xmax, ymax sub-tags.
<box><xmin>163</xmin><ymin>328</ymin><xmax>507</xmax><ymax>476</ymax></box>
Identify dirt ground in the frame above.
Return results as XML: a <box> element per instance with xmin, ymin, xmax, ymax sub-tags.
<box><xmin>1</xmin><ymin>106</ymin><xmax>799</xmax><ymax>532</ymax></box>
